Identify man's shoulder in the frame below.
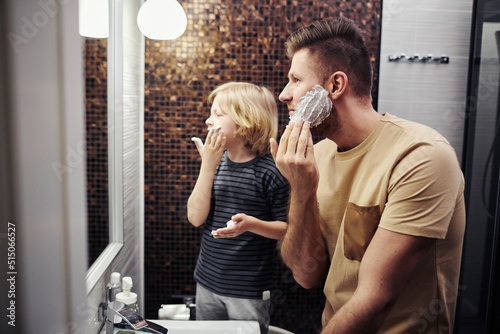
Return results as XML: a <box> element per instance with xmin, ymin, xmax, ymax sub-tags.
<box><xmin>381</xmin><ymin>113</ymin><xmax>450</xmax><ymax>145</ymax></box>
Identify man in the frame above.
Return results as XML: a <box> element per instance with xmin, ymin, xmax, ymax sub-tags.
<box><xmin>270</xmin><ymin>18</ymin><xmax>465</xmax><ymax>333</ymax></box>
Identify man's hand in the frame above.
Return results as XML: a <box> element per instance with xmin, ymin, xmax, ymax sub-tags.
<box><xmin>270</xmin><ymin>119</ymin><xmax>319</xmax><ymax>194</ymax></box>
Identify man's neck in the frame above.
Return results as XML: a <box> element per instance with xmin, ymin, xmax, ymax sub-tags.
<box><xmin>329</xmin><ymin>104</ymin><xmax>382</xmax><ymax>152</ymax></box>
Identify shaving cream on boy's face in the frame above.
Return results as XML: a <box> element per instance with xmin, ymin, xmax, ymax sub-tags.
<box><xmin>289</xmin><ymin>85</ymin><xmax>332</xmax><ymax>127</ymax></box>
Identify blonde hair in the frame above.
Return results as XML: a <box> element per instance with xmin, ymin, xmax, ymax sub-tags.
<box><xmin>208</xmin><ymin>82</ymin><xmax>278</xmax><ymax>156</ymax></box>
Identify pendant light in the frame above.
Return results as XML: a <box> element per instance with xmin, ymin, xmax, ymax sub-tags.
<box><xmin>78</xmin><ymin>0</ymin><xmax>109</xmax><ymax>38</ymax></box>
<box><xmin>137</xmin><ymin>0</ymin><xmax>187</xmax><ymax>40</ymax></box>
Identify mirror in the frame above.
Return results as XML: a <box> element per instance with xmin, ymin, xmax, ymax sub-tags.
<box><xmin>85</xmin><ymin>0</ymin><xmax>124</xmax><ymax>293</ymax></box>
<box><xmin>84</xmin><ymin>36</ymin><xmax>109</xmax><ymax>268</ymax></box>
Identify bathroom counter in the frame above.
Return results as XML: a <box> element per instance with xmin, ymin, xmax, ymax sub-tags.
<box><xmin>107</xmin><ymin>320</ymin><xmax>260</xmax><ymax>334</ymax></box>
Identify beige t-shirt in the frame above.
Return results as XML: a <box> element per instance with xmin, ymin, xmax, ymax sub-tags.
<box><xmin>315</xmin><ymin>113</ymin><xmax>465</xmax><ymax>333</ymax></box>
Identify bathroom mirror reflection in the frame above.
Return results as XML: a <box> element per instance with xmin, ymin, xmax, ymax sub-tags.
<box><xmin>142</xmin><ymin>2</ymin><xmax>381</xmax><ymax>333</ymax></box>
<box><xmin>85</xmin><ymin>0</ymin><xmax>124</xmax><ymax>293</ymax></box>
<box><xmin>84</xmin><ymin>36</ymin><xmax>109</xmax><ymax>269</ymax></box>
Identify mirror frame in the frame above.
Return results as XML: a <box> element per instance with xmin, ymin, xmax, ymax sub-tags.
<box><xmin>86</xmin><ymin>0</ymin><xmax>124</xmax><ymax>294</ymax></box>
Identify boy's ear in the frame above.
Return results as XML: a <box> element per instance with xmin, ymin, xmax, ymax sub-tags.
<box><xmin>325</xmin><ymin>71</ymin><xmax>348</xmax><ymax>100</ymax></box>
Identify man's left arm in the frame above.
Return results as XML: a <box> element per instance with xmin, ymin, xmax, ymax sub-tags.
<box><xmin>321</xmin><ymin>227</ymin><xmax>435</xmax><ymax>334</ymax></box>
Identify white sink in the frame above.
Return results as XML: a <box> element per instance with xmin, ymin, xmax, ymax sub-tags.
<box><xmin>107</xmin><ymin>320</ymin><xmax>260</xmax><ymax>334</ymax></box>
<box><xmin>148</xmin><ymin>320</ymin><xmax>260</xmax><ymax>334</ymax></box>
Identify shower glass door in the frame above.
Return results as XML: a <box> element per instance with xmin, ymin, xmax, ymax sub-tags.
<box><xmin>456</xmin><ymin>0</ymin><xmax>500</xmax><ymax>333</ymax></box>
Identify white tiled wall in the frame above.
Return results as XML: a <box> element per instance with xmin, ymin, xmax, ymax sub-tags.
<box><xmin>378</xmin><ymin>0</ymin><xmax>475</xmax><ymax>162</ymax></box>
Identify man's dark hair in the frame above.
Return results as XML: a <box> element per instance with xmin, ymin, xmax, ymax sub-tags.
<box><xmin>285</xmin><ymin>17</ymin><xmax>373</xmax><ymax>98</ymax></box>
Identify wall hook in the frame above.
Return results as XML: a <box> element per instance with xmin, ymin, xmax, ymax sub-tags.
<box><xmin>388</xmin><ymin>53</ymin><xmax>449</xmax><ymax>64</ymax></box>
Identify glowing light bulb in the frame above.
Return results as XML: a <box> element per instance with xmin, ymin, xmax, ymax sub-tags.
<box><xmin>78</xmin><ymin>0</ymin><xmax>109</xmax><ymax>38</ymax></box>
<box><xmin>137</xmin><ymin>0</ymin><xmax>187</xmax><ymax>40</ymax></box>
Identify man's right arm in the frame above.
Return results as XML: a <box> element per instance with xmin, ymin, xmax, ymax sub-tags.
<box><xmin>281</xmin><ymin>189</ymin><xmax>329</xmax><ymax>288</ymax></box>
<box><xmin>271</xmin><ymin>119</ymin><xmax>329</xmax><ymax>288</ymax></box>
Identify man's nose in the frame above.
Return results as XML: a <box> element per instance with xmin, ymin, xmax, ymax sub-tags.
<box><xmin>279</xmin><ymin>84</ymin><xmax>292</xmax><ymax>103</ymax></box>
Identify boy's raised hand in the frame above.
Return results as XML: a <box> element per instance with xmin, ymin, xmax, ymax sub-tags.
<box><xmin>192</xmin><ymin>127</ymin><xmax>226</xmax><ymax>170</ymax></box>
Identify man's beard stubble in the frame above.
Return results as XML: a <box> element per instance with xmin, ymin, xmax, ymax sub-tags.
<box><xmin>311</xmin><ymin>102</ymin><xmax>340</xmax><ymax>140</ymax></box>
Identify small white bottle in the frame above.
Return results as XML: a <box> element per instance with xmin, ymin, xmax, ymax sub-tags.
<box><xmin>107</xmin><ymin>272</ymin><xmax>121</xmax><ymax>303</ymax></box>
<box><xmin>115</xmin><ymin>276</ymin><xmax>139</xmax><ymax>313</ymax></box>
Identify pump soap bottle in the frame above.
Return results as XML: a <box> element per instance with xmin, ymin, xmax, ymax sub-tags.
<box><xmin>115</xmin><ymin>276</ymin><xmax>139</xmax><ymax>313</ymax></box>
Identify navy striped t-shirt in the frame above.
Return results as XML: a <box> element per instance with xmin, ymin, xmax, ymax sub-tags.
<box><xmin>194</xmin><ymin>152</ymin><xmax>290</xmax><ymax>299</ymax></box>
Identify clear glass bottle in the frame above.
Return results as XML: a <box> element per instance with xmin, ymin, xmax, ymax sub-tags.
<box><xmin>115</xmin><ymin>276</ymin><xmax>139</xmax><ymax>313</ymax></box>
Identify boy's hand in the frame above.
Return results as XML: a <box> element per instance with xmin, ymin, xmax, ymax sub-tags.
<box><xmin>192</xmin><ymin>127</ymin><xmax>226</xmax><ymax>170</ymax></box>
<box><xmin>211</xmin><ymin>213</ymin><xmax>253</xmax><ymax>238</ymax></box>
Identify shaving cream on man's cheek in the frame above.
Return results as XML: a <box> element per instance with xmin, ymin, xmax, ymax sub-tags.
<box><xmin>289</xmin><ymin>85</ymin><xmax>332</xmax><ymax>127</ymax></box>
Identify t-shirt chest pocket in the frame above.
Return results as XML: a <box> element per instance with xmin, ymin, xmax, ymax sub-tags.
<box><xmin>343</xmin><ymin>202</ymin><xmax>381</xmax><ymax>261</ymax></box>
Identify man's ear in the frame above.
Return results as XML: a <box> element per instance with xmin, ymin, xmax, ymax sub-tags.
<box><xmin>325</xmin><ymin>71</ymin><xmax>348</xmax><ymax>100</ymax></box>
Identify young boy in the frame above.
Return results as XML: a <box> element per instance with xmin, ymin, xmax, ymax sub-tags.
<box><xmin>187</xmin><ymin>82</ymin><xmax>290</xmax><ymax>334</ymax></box>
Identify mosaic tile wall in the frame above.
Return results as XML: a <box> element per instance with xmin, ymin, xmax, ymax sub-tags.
<box><xmin>84</xmin><ymin>38</ymin><xmax>109</xmax><ymax>268</ymax></box>
<box><xmin>144</xmin><ymin>0</ymin><xmax>381</xmax><ymax>332</ymax></box>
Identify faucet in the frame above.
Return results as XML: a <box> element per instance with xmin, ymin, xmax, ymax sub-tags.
<box><xmin>183</xmin><ymin>296</ymin><xmax>196</xmax><ymax>320</ymax></box>
<box><xmin>168</xmin><ymin>294</ymin><xmax>196</xmax><ymax>320</ymax></box>
<box><xmin>105</xmin><ymin>302</ymin><xmax>120</xmax><ymax>334</ymax></box>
